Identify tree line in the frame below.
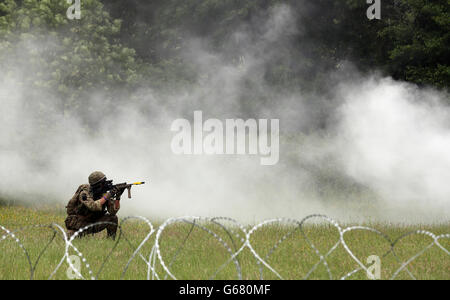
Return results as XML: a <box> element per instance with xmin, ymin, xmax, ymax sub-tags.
<box><xmin>0</xmin><ymin>0</ymin><xmax>448</xmax><ymax>109</ymax></box>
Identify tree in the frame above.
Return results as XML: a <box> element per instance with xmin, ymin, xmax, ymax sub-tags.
<box><xmin>379</xmin><ymin>0</ymin><xmax>449</xmax><ymax>88</ymax></box>
<box><xmin>0</xmin><ymin>0</ymin><xmax>141</xmax><ymax>114</ymax></box>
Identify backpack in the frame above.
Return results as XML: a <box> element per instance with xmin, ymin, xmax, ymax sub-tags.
<box><xmin>66</xmin><ymin>184</ymin><xmax>90</xmax><ymax>216</ymax></box>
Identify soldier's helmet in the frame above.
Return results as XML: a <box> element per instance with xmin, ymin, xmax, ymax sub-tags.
<box><xmin>88</xmin><ymin>171</ymin><xmax>106</xmax><ymax>186</ymax></box>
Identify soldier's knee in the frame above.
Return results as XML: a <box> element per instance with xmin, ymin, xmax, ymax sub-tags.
<box><xmin>65</xmin><ymin>215</ymin><xmax>84</xmax><ymax>231</ymax></box>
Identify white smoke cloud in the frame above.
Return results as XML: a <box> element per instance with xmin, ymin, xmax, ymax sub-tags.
<box><xmin>332</xmin><ymin>78</ymin><xmax>450</xmax><ymax>221</ymax></box>
<box><xmin>0</xmin><ymin>4</ymin><xmax>448</xmax><ymax>224</ymax></box>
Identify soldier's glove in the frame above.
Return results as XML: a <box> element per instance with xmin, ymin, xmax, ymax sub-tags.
<box><xmin>116</xmin><ymin>186</ymin><xmax>126</xmax><ymax>198</ymax></box>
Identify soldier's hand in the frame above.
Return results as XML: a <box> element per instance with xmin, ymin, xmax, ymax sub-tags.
<box><xmin>106</xmin><ymin>191</ymin><xmax>114</xmax><ymax>200</ymax></box>
<box><xmin>110</xmin><ymin>187</ymin><xmax>119</xmax><ymax>196</ymax></box>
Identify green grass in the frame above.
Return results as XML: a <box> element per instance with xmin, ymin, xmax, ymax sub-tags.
<box><xmin>0</xmin><ymin>205</ymin><xmax>448</xmax><ymax>280</ymax></box>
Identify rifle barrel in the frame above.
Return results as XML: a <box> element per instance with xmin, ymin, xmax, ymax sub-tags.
<box><xmin>131</xmin><ymin>182</ymin><xmax>145</xmax><ymax>185</ymax></box>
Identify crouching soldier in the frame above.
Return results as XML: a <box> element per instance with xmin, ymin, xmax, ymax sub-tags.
<box><xmin>65</xmin><ymin>171</ymin><xmax>124</xmax><ymax>240</ymax></box>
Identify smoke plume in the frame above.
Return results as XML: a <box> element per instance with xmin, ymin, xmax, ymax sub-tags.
<box><xmin>0</xmin><ymin>4</ymin><xmax>449</xmax><ymax>224</ymax></box>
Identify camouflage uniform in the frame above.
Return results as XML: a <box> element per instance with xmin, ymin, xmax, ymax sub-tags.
<box><xmin>65</xmin><ymin>172</ymin><xmax>120</xmax><ymax>239</ymax></box>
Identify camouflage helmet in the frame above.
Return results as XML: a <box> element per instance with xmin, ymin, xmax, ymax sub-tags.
<box><xmin>88</xmin><ymin>171</ymin><xmax>106</xmax><ymax>186</ymax></box>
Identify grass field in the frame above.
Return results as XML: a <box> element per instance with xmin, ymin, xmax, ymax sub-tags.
<box><xmin>0</xmin><ymin>205</ymin><xmax>448</xmax><ymax>280</ymax></box>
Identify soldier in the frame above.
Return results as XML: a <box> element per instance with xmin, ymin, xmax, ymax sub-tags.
<box><xmin>65</xmin><ymin>171</ymin><xmax>124</xmax><ymax>240</ymax></box>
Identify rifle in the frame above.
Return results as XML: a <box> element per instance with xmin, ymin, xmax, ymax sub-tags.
<box><xmin>104</xmin><ymin>180</ymin><xmax>145</xmax><ymax>199</ymax></box>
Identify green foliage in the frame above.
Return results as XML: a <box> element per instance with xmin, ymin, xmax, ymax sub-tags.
<box><xmin>0</xmin><ymin>0</ymin><xmax>141</xmax><ymax>112</ymax></box>
<box><xmin>102</xmin><ymin>0</ymin><xmax>448</xmax><ymax>90</ymax></box>
<box><xmin>379</xmin><ymin>0</ymin><xmax>450</xmax><ymax>88</ymax></box>
<box><xmin>0</xmin><ymin>0</ymin><xmax>448</xmax><ymax>109</ymax></box>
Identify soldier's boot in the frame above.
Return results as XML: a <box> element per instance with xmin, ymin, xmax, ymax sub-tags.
<box><xmin>106</xmin><ymin>227</ymin><xmax>117</xmax><ymax>240</ymax></box>
<box><xmin>106</xmin><ymin>215</ymin><xmax>118</xmax><ymax>240</ymax></box>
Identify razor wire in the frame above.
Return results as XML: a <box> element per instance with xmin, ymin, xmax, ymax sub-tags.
<box><xmin>0</xmin><ymin>214</ymin><xmax>448</xmax><ymax>280</ymax></box>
